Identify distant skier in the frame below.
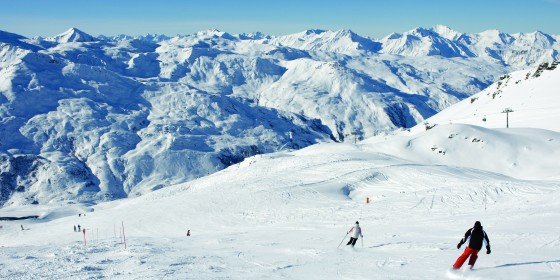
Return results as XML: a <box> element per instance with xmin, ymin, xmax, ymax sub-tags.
<box><xmin>77</xmin><ymin>224</ymin><xmax>81</xmax><ymax>232</ymax></box>
<box><xmin>21</xmin><ymin>224</ymin><xmax>24</xmax><ymax>231</ymax></box>
<box><xmin>453</xmin><ymin>221</ymin><xmax>491</xmax><ymax>270</ymax></box>
<box><xmin>186</xmin><ymin>230</ymin><xmax>191</xmax><ymax>236</ymax></box>
<box><xmin>346</xmin><ymin>221</ymin><xmax>363</xmax><ymax>247</ymax></box>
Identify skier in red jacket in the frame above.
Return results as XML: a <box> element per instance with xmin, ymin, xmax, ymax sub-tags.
<box><xmin>453</xmin><ymin>221</ymin><xmax>491</xmax><ymax>270</ymax></box>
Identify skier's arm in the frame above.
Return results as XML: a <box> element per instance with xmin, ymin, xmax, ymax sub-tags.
<box><xmin>483</xmin><ymin>231</ymin><xmax>490</xmax><ymax>247</ymax></box>
<box><xmin>462</xmin><ymin>228</ymin><xmax>473</xmax><ymax>243</ymax></box>
<box><xmin>484</xmin><ymin>231</ymin><xmax>491</xmax><ymax>254</ymax></box>
<box><xmin>457</xmin><ymin>228</ymin><xmax>472</xmax><ymax>248</ymax></box>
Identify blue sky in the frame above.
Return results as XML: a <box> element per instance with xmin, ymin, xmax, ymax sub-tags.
<box><xmin>1</xmin><ymin>0</ymin><xmax>559</xmax><ymax>38</ymax></box>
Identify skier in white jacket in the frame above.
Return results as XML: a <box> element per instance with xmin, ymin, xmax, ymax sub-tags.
<box><xmin>346</xmin><ymin>221</ymin><xmax>363</xmax><ymax>247</ymax></box>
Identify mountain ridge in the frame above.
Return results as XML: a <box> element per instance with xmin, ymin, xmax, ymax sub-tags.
<box><xmin>0</xmin><ymin>25</ymin><xmax>558</xmax><ymax>207</ymax></box>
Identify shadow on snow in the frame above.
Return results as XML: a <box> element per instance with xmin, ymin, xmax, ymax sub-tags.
<box><xmin>477</xmin><ymin>259</ymin><xmax>560</xmax><ymax>270</ymax></box>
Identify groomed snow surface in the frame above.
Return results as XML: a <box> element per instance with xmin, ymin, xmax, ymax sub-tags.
<box><xmin>1</xmin><ymin>124</ymin><xmax>559</xmax><ymax>279</ymax></box>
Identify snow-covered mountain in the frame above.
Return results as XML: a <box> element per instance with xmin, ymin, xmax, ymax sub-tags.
<box><xmin>422</xmin><ymin>61</ymin><xmax>560</xmax><ymax>131</ymax></box>
<box><xmin>47</xmin><ymin>27</ymin><xmax>98</xmax><ymax>43</ymax></box>
<box><xmin>0</xmin><ymin>26</ymin><xmax>558</xmax><ymax>207</ymax></box>
<box><xmin>380</xmin><ymin>25</ymin><xmax>559</xmax><ymax>67</ymax></box>
<box><xmin>268</xmin><ymin>25</ymin><xmax>559</xmax><ymax>67</ymax></box>
<box><xmin>380</xmin><ymin>26</ymin><xmax>475</xmax><ymax>58</ymax></box>
<box><xmin>270</xmin><ymin>29</ymin><xmax>381</xmax><ymax>55</ymax></box>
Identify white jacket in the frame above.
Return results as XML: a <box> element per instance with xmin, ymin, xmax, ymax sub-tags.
<box><xmin>348</xmin><ymin>224</ymin><xmax>362</xmax><ymax>239</ymax></box>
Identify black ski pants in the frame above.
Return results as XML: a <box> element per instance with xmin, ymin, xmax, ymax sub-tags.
<box><xmin>347</xmin><ymin>237</ymin><xmax>358</xmax><ymax>246</ymax></box>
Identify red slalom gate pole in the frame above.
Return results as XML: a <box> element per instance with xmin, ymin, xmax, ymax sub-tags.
<box><xmin>83</xmin><ymin>228</ymin><xmax>87</xmax><ymax>247</ymax></box>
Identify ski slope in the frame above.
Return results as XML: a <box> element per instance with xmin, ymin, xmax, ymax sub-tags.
<box><xmin>1</xmin><ymin>124</ymin><xmax>559</xmax><ymax>279</ymax></box>
<box><xmin>423</xmin><ymin>61</ymin><xmax>560</xmax><ymax>132</ymax></box>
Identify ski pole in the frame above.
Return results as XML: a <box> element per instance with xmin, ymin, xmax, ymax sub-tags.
<box><xmin>361</xmin><ymin>236</ymin><xmax>364</xmax><ymax>248</ymax></box>
<box><xmin>337</xmin><ymin>233</ymin><xmax>349</xmax><ymax>248</ymax></box>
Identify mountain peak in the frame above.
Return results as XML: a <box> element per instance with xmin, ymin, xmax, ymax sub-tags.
<box><xmin>528</xmin><ymin>30</ymin><xmax>555</xmax><ymax>42</ymax></box>
<box><xmin>477</xmin><ymin>29</ymin><xmax>514</xmax><ymax>45</ymax></box>
<box><xmin>51</xmin><ymin>27</ymin><xmax>97</xmax><ymax>43</ymax></box>
<box><xmin>273</xmin><ymin>28</ymin><xmax>379</xmax><ymax>54</ymax></box>
<box><xmin>478</xmin><ymin>29</ymin><xmax>504</xmax><ymax>37</ymax></box>
<box><xmin>405</xmin><ymin>26</ymin><xmax>462</xmax><ymax>40</ymax></box>
<box><xmin>335</xmin><ymin>29</ymin><xmax>355</xmax><ymax>35</ymax></box>
<box><xmin>195</xmin><ymin>29</ymin><xmax>236</xmax><ymax>40</ymax></box>
<box><xmin>407</xmin><ymin>27</ymin><xmax>436</xmax><ymax>37</ymax></box>
<box><xmin>384</xmin><ymin>32</ymin><xmax>403</xmax><ymax>40</ymax></box>
<box><xmin>431</xmin><ymin>25</ymin><xmax>462</xmax><ymax>40</ymax></box>
<box><xmin>238</xmin><ymin>32</ymin><xmax>270</xmax><ymax>40</ymax></box>
<box><xmin>302</xmin><ymin>29</ymin><xmax>327</xmax><ymax>36</ymax></box>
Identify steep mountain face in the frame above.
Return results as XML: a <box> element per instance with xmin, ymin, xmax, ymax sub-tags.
<box><xmin>0</xmin><ymin>26</ymin><xmax>558</xmax><ymax>207</ymax></box>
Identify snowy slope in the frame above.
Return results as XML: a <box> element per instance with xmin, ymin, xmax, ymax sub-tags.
<box><xmin>0</xmin><ymin>26</ymin><xmax>559</xmax><ymax>207</ymax></box>
<box><xmin>422</xmin><ymin>62</ymin><xmax>560</xmax><ymax>132</ymax></box>
<box><xmin>368</xmin><ymin>124</ymin><xmax>560</xmax><ymax>180</ymax></box>
<box><xmin>0</xmin><ymin>124</ymin><xmax>559</xmax><ymax>279</ymax></box>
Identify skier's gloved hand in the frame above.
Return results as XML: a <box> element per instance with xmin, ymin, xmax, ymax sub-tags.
<box><xmin>457</xmin><ymin>241</ymin><xmax>463</xmax><ymax>249</ymax></box>
<box><xmin>486</xmin><ymin>245</ymin><xmax>491</xmax><ymax>254</ymax></box>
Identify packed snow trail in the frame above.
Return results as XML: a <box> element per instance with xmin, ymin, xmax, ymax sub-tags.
<box><xmin>1</xmin><ymin>126</ymin><xmax>560</xmax><ymax>279</ymax></box>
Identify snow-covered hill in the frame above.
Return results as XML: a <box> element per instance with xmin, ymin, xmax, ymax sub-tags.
<box><xmin>422</xmin><ymin>61</ymin><xmax>560</xmax><ymax>132</ymax></box>
<box><xmin>0</xmin><ymin>122</ymin><xmax>559</xmax><ymax>279</ymax></box>
<box><xmin>0</xmin><ymin>26</ymin><xmax>559</xmax><ymax>207</ymax></box>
